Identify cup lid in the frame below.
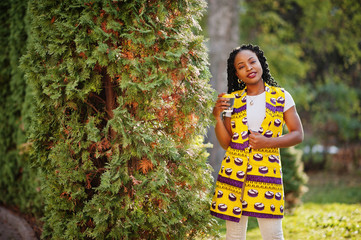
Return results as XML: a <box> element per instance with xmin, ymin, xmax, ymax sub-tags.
<box><xmin>223</xmin><ymin>93</ymin><xmax>235</xmax><ymax>98</ymax></box>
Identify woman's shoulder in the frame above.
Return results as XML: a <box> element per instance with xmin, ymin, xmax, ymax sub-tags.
<box><xmin>230</xmin><ymin>89</ymin><xmax>246</xmax><ymax>97</ymax></box>
<box><xmin>265</xmin><ymin>85</ymin><xmax>286</xmax><ymax>100</ymax></box>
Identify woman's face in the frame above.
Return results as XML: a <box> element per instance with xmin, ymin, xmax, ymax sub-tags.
<box><xmin>234</xmin><ymin>50</ymin><xmax>263</xmax><ymax>86</ymax></box>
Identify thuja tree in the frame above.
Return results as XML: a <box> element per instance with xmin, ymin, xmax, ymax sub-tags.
<box><xmin>21</xmin><ymin>0</ymin><xmax>217</xmax><ymax>239</ymax></box>
<box><xmin>0</xmin><ymin>0</ymin><xmax>42</xmax><ymax>213</ymax></box>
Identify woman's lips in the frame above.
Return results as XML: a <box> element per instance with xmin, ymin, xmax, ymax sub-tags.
<box><xmin>247</xmin><ymin>72</ymin><xmax>257</xmax><ymax>78</ymax></box>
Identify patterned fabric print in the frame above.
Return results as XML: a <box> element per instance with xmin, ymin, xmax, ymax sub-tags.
<box><xmin>210</xmin><ymin>84</ymin><xmax>286</xmax><ymax>222</ymax></box>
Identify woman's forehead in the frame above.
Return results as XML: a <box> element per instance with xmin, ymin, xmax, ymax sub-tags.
<box><xmin>235</xmin><ymin>50</ymin><xmax>257</xmax><ymax>64</ymax></box>
<box><xmin>236</xmin><ymin>50</ymin><xmax>257</xmax><ymax>59</ymax></box>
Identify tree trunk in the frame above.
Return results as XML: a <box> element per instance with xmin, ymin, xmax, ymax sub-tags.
<box><xmin>103</xmin><ymin>69</ymin><xmax>117</xmax><ymax>140</ymax></box>
<box><xmin>207</xmin><ymin>0</ymin><xmax>240</xmax><ymax>180</ymax></box>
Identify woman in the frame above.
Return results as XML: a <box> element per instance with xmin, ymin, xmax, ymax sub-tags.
<box><xmin>210</xmin><ymin>44</ymin><xmax>304</xmax><ymax>240</ymax></box>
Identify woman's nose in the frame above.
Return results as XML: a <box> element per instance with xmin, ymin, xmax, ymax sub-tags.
<box><xmin>246</xmin><ymin>64</ymin><xmax>253</xmax><ymax>71</ymax></box>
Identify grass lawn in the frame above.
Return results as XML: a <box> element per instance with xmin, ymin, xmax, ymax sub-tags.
<box><xmin>212</xmin><ymin>171</ymin><xmax>361</xmax><ymax>240</ymax></box>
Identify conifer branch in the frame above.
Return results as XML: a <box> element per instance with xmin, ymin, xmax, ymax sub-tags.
<box><xmin>84</xmin><ymin>100</ymin><xmax>101</xmax><ymax>115</ymax></box>
<box><xmin>89</xmin><ymin>92</ymin><xmax>106</xmax><ymax>104</ymax></box>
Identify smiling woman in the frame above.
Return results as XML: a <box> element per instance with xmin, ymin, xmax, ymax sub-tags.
<box><xmin>234</xmin><ymin>50</ymin><xmax>264</xmax><ymax>90</ymax></box>
<box><xmin>211</xmin><ymin>44</ymin><xmax>304</xmax><ymax>240</ymax></box>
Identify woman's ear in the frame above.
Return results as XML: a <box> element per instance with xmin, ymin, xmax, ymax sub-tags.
<box><xmin>235</xmin><ymin>71</ymin><xmax>240</xmax><ymax>79</ymax></box>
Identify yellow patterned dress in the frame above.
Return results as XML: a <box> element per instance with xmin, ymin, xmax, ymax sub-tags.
<box><xmin>210</xmin><ymin>84</ymin><xmax>286</xmax><ymax>222</ymax></box>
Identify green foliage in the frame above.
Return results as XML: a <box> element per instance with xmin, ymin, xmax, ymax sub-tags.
<box><xmin>281</xmin><ymin>173</ymin><xmax>361</xmax><ymax>239</ymax></box>
<box><xmin>281</xmin><ymin>147</ymin><xmax>308</xmax><ymax>208</ymax></box>
<box><xmin>302</xmin><ymin>172</ymin><xmax>361</xmax><ymax>204</ymax></box>
<box><xmin>240</xmin><ymin>0</ymin><xmax>361</xmax><ymax>149</ymax></box>
<box><xmin>0</xmin><ymin>0</ymin><xmax>43</xmax><ymax>215</ymax></box>
<box><xmin>246</xmin><ymin>203</ymin><xmax>361</xmax><ymax>240</ymax></box>
<box><xmin>21</xmin><ymin>0</ymin><xmax>217</xmax><ymax>239</ymax></box>
<box><xmin>239</xmin><ymin>0</ymin><xmax>310</xmax><ymax>92</ymax></box>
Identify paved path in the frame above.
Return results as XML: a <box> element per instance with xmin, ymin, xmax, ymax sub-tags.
<box><xmin>0</xmin><ymin>207</ymin><xmax>37</xmax><ymax>240</ymax></box>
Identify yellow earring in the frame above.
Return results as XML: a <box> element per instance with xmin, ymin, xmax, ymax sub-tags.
<box><xmin>238</xmin><ymin>78</ymin><xmax>242</xmax><ymax>84</ymax></box>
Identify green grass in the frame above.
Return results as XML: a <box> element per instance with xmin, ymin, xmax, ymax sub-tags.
<box><xmin>302</xmin><ymin>171</ymin><xmax>361</xmax><ymax>204</ymax></box>
<box><xmin>211</xmin><ymin>171</ymin><xmax>361</xmax><ymax>240</ymax></box>
<box><xmin>280</xmin><ymin>203</ymin><xmax>361</xmax><ymax>239</ymax></box>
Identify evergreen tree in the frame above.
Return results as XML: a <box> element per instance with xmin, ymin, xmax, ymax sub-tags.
<box><xmin>0</xmin><ymin>0</ymin><xmax>42</xmax><ymax>214</ymax></box>
<box><xmin>21</xmin><ymin>0</ymin><xmax>217</xmax><ymax>239</ymax></box>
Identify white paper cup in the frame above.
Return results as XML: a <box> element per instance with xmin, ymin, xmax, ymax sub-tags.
<box><xmin>223</xmin><ymin>94</ymin><xmax>235</xmax><ymax>113</ymax></box>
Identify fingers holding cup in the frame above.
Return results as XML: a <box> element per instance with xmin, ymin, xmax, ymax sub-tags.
<box><xmin>213</xmin><ymin>93</ymin><xmax>233</xmax><ymax>118</ymax></box>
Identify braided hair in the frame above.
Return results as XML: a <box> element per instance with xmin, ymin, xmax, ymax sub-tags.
<box><xmin>227</xmin><ymin>44</ymin><xmax>280</xmax><ymax>93</ymax></box>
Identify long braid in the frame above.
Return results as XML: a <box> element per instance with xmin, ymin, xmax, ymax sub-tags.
<box><xmin>227</xmin><ymin>44</ymin><xmax>280</xmax><ymax>93</ymax></box>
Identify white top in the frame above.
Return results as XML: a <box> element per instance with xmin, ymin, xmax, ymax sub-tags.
<box><xmin>225</xmin><ymin>90</ymin><xmax>295</xmax><ymax>131</ymax></box>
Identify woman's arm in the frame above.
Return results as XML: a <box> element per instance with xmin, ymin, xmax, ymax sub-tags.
<box><xmin>213</xmin><ymin>93</ymin><xmax>233</xmax><ymax>149</ymax></box>
<box><xmin>248</xmin><ymin>106</ymin><xmax>304</xmax><ymax>149</ymax></box>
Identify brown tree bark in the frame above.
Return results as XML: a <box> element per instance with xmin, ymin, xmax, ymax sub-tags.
<box><xmin>103</xmin><ymin>69</ymin><xmax>117</xmax><ymax>140</ymax></box>
<box><xmin>207</xmin><ymin>0</ymin><xmax>240</xmax><ymax>180</ymax></box>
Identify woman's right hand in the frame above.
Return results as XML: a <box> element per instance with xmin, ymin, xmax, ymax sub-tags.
<box><xmin>213</xmin><ymin>93</ymin><xmax>230</xmax><ymax>120</ymax></box>
<box><xmin>213</xmin><ymin>93</ymin><xmax>233</xmax><ymax>149</ymax></box>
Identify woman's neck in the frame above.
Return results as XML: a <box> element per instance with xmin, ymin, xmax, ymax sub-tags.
<box><xmin>246</xmin><ymin>82</ymin><xmax>265</xmax><ymax>96</ymax></box>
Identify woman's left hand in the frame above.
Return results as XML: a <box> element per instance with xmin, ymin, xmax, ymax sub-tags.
<box><xmin>248</xmin><ymin>131</ymin><xmax>269</xmax><ymax>149</ymax></box>
<box><xmin>248</xmin><ymin>106</ymin><xmax>304</xmax><ymax>150</ymax></box>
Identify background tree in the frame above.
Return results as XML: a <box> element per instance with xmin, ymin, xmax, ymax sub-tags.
<box><xmin>294</xmin><ymin>0</ymin><xmax>361</xmax><ymax>170</ymax></box>
<box><xmin>21</xmin><ymin>0</ymin><xmax>217</xmax><ymax>239</ymax></box>
<box><xmin>206</xmin><ymin>0</ymin><xmax>240</xmax><ymax>180</ymax></box>
<box><xmin>0</xmin><ymin>0</ymin><xmax>42</xmax><ymax>215</ymax></box>
<box><xmin>239</xmin><ymin>0</ymin><xmax>361</xmax><ymax>170</ymax></box>
<box><xmin>281</xmin><ymin>147</ymin><xmax>308</xmax><ymax>208</ymax></box>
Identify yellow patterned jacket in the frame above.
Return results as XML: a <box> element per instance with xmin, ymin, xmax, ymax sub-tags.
<box><xmin>210</xmin><ymin>84</ymin><xmax>286</xmax><ymax>222</ymax></box>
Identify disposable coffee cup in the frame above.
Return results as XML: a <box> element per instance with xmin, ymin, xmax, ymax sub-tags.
<box><xmin>223</xmin><ymin>93</ymin><xmax>235</xmax><ymax>113</ymax></box>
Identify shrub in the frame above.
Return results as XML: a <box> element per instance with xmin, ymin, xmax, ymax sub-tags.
<box><xmin>21</xmin><ymin>0</ymin><xmax>217</xmax><ymax>239</ymax></box>
<box><xmin>281</xmin><ymin>147</ymin><xmax>308</xmax><ymax>208</ymax></box>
